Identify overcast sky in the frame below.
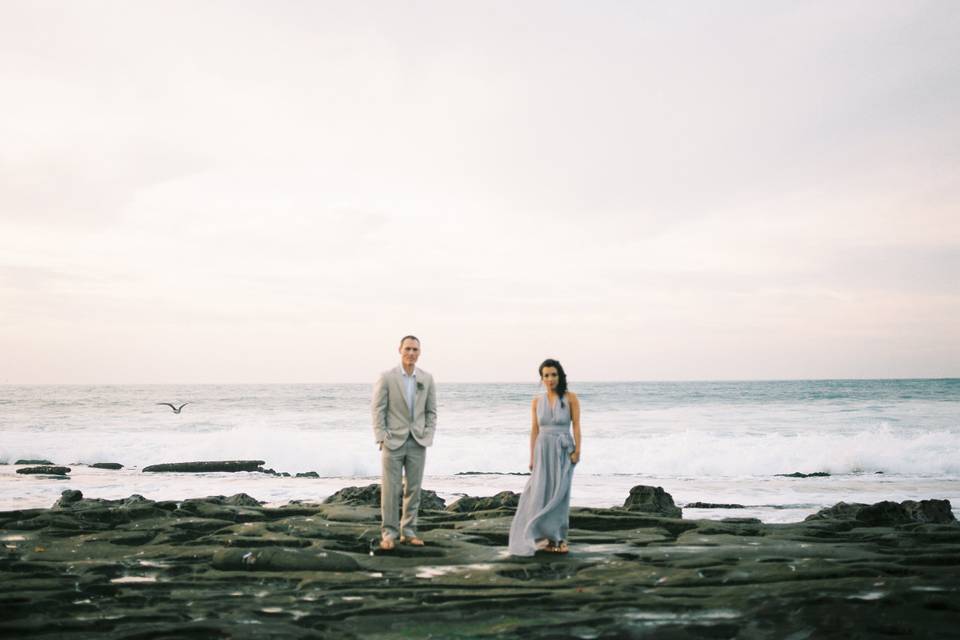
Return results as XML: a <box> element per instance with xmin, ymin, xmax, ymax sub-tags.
<box><xmin>1</xmin><ymin>1</ymin><xmax>958</xmax><ymax>383</ymax></box>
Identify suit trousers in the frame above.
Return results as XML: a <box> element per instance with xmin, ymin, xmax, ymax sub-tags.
<box><xmin>380</xmin><ymin>434</ymin><xmax>427</xmax><ymax>540</ymax></box>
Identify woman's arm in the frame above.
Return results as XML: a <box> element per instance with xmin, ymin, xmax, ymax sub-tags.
<box><xmin>569</xmin><ymin>392</ymin><xmax>581</xmax><ymax>464</ymax></box>
<box><xmin>529</xmin><ymin>396</ymin><xmax>540</xmax><ymax>471</ymax></box>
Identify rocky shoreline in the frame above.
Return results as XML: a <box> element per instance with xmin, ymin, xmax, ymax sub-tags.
<box><xmin>1</xmin><ymin>484</ymin><xmax>959</xmax><ymax>639</ymax></box>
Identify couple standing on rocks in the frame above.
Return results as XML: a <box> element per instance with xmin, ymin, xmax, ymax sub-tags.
<box><xmin>372</xmin><ymin>335</ymin><xmax>583</xmax><ymax>556</ymax></box>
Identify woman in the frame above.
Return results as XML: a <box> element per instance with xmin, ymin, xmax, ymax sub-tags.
<box><xmin>508</xmin><ymin>358</ymin><xmax>582</xmax><ymax>555</ymax></box>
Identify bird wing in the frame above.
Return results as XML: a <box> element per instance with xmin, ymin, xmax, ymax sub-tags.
<box><xmin>176</xmin><ymin>403</ymin><xmax>190</xmax><ymax>411</ymax></box>
<box><xmin>156</xmin><ymin>403</ymin><xmax>176</xmax><ymax>410</ymax></box>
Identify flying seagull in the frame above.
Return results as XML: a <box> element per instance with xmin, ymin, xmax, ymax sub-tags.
<box><xmin>157</xmin><ymin>402</ymin><xmax>189</xmax><ymax>414</ymax></box>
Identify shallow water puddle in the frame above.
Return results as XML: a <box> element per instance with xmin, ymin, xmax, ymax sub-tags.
<box><xmin>575</xmin><ymin>543</ymin><xmax>635</xmax><ymax>555</ymax></box>
<box><xmin>624</xmin><ymin>609</ymin><xmax>741</xmax><ymax>622</ymax></box>
<box><xmin>136</xmin><ymin>560</ymin><xmax>169</xmax><ymax>568</ymax></box>
<box><xmin>110</xmin><ymin>576</ymin><xmax>158</xmax><ymax>584</ymax></box>
<box><xmin>416</xmin><ymin>563</ymin><xmax>494</xmax><ymax>579</ymax></box>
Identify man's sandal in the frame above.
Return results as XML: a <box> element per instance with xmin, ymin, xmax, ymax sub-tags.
<box><xmin>379</xmin><ymin>538</ymin><xmax>396</xmax><ymax>551</ymax></box>
<box><xmin>400</xmin><ymin>536</ymin><xmax>425</xmax><ymax>546</ymax></box>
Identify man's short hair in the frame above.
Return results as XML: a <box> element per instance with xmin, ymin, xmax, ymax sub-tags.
<box><xmin>399</xmin><ymin>335</ymin><xmax>420</xmax><ymax>347</ymax></box>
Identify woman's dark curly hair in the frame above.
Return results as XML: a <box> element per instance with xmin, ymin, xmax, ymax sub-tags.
<box><xmin>538</xmin><ymin>358</ymin><xmax>568</xmax><ymax>407</ymax></box>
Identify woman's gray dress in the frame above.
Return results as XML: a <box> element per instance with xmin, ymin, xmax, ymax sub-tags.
<box><xmin>508</xmin><ymin>393</ymin><xmax>576</xmax><ymax>556</ymax></box>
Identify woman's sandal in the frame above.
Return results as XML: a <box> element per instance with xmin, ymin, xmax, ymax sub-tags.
<box><xmin>546</xmin><ymin>541</ymin><xmax>569</xmax><ymax>554</ymax></box>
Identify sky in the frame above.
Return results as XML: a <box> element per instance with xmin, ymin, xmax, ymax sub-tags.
<box><xmin>1</xmin><ymin>1</ymin><xmax>958</xmax><ymax>384</ymax></box>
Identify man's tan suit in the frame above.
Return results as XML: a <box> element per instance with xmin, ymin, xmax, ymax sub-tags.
<box><xmin>372</xmin><ymin>365</ymin><xmax>437</xmax><ymax>541</ymax></box>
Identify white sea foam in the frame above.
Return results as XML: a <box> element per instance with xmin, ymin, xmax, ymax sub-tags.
<box><xmin>2</xmin><ymin>381</ymin><xmax>958</xmax><ymax>517</ymax></box>
<box><xmin>2</xmin><ymin>422</ymin><xmax>957</xmax><ymax>478</ymax></box>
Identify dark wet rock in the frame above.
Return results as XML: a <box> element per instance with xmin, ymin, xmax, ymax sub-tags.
<box><xmin>805</xmin><ymin>501</ymin><xmax>873</xmax><ymax>522</ymax></box>
<box><xmin>2</xmin><ymin>491</ymin><xmax>959</xmax><ymax>639</ymax></box>
<box><xmin>621</xmin><ymin>484</ymin><xmax>682</xmax><ymax>518</ymax></box>
<box><xmin>53</xmin><ymin>490</ymin><xmax>83</xmax><ymax>508</ymax></box>
<box><xmin>456</xmin><ymin>471</ymin><xmax>531</xmax><ymax>476</ymax></box>
<box><xmin>44</xmin><ymin>494</ymin><xmax>171</xmax><ymax>526</ymax></box>
<box><xmin>446</xmin><ymin>491</ymin><xmax>520</xmax><ymax>513</ymax></box>
<box><xmin>806</xmin><ymin>499</ymin><xmax>957</xmax><ymax>526</ymax></box>
<box><xmin>688</xmin><ymin>519</ymin><xmax>766</xmax><ymax>539</ymax></box>
<box><xmin>686</xmin><ymin>502</ymin><xmax>745</xmax><ymax>509</ymax></box>
<box><xmin>15</xmin><ymin>459</ymin><xmax>54</xmax><ymax>465</ymax></box>
<box><xmin>89</xmin><ymin>463</ymin><xmax>123</xmax><ymax>470</ymax></box>
<box><xmin>323</xmin><ymin>484</ymin><xmax>380</xmax><ymax>505</ymax></box>
<box><xmin>260</xmin><ymin>467</ymin><xmax>278</xmax><ymax>475</ymax></box>
<box><xmin>211</xmin><ymin>547</ymin><xmax>359</xmax><ymax>572</ymax></box>
<box><xmin>296</xmin><ymin>471</ymin><xmax>320</xmax><ymax>478</ymax></box>
<box><xmin>142</xmin><ymin>460</ymin><xmax>265</xmax><ymax>473</ymax></box>
<box><xmin>16</xmin><ymin>465</ymin><xmax>71</xmax><ymax>476</ymax></box>
<box><xmin>570</xmin><ymin>507</ymin><xmax>695</xmax><ymax>536</ymax></box>
<box><xmin>177</xmin><ymin>498</ymin><xmax>265</xmax><ymax>523</ymax></box>
<box><xmin>324</xmin><ymin>483</ymin><xmax>446</xmax><ymax>511</ymax></box>
<box><xmin>777</xmin><ymin>471</ymin><xmax>831</xmax><ymax>478</ymax></box>
<box><xmin>221</xmin><ymin>536</ymin><xmax>312</xmax><ymax>548</ymax></box>
<box><xmin>369</xmin><ymin>541</ymin><xmax>447</xmax><ymax>558</ymax></box>
<box><xmin>414</xmin><ymin>489</ymin><xmax>447</xmax><ymax>511</ymax></box>
<box><xmin>222</xmin><ymin>493</ymin><xmax>262</xmax><ymax>507</ymax></box>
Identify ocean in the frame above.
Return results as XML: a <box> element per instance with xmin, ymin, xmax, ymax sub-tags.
<box><xmin>2</xmin><ymin>379</ymin><xmax>958</xmax><ymax>522</ymax></box>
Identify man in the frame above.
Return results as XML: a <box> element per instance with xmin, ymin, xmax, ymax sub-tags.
<box><xmin>372</xmin><ymin>335</ymin><xmax>438</xmax><ymax>550</ymax></box>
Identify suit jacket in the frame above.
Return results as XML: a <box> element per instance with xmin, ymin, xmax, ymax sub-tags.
<box><xmin>372</xmin><ymin>366</ymin><xmax>437</xmax><ymax>450</ymax></box>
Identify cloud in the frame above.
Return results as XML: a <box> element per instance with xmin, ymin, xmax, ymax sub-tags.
<box><xmin>1</xmin><ymin>1</ymin><xmax>958</xmax><ymax>381</ymax></box>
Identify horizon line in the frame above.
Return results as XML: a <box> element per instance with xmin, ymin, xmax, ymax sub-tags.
<box><xmin>1</xmin><ymin>376</ymin><xmax>957</xmax><ymax>386</ymax></box>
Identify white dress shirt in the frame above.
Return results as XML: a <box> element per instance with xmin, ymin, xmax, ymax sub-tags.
<box><xmin>400</xmin><ymin>365</ymin><xmax>417</xmax><ymax>419</ymax></box>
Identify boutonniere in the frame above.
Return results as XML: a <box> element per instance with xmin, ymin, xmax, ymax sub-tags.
<box><xmin>416</xmin><ymin>381</ymin><xmax>425</xmax><ymax>391</ymax></box>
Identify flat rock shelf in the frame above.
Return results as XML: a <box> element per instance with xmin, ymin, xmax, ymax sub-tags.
<box><xmin>1</xmin><ymin>489</ymin><xmax>958</xmax><ymax>639</ymax></box>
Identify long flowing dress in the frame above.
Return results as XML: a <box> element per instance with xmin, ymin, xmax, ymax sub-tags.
<box><xmin>508</xmin><ymin>392</ymin><xmax>576</xmax><ymax>556</ymax></box>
